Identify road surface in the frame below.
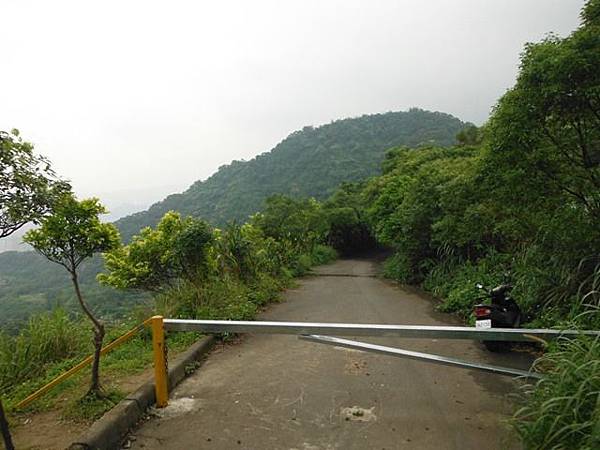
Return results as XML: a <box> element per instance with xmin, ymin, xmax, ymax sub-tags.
<box><xmin>130</xmin><ymin>258</ymin><xmax>532</xmax><ymax>450</ymax></box>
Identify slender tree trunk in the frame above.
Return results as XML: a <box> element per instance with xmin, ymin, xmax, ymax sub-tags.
<box><xmin>0</xmin><ymin>399</ymin><xmax>15</xmax><ymax>450</ymax></box>
<box><xmin>89</xmin><ymin>326</ymin><xmax>105</xmax><ymax>395</ymax></box>
<box><xmin>70</xmin><ymin>271</ymin><xmax>105</xmax><ymax>396</ymax></box>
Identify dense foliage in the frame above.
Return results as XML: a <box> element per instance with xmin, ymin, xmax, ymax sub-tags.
<box><xmin>115</xmin><ymin>109</ymin><xmax>466</xmax><ymax>240</ymax></box>
<box><xmin>99</xmin><ymin>212</ymin><xmax>213</xmax><ymax>293</ymax></box>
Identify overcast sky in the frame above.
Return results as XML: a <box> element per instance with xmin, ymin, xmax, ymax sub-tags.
<box><xmin>1</xmin><ymin>0</ymin><xmax>585</xmax><ymax>214</ymax></box>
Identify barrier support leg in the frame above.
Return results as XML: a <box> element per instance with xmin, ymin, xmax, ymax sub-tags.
<box><xmin>152</xmin><ymin>315</ymin><xmax>169</xmax><ymax>408</ymax></box>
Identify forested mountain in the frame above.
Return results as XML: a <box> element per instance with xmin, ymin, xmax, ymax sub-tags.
<box><xmin>116</xmin><ymin>109</ymin><xmax>466</xmax><ymax>240</ymax></box>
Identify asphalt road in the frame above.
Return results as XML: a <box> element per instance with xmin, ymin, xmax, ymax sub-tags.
<box><xmin>130</xmin><ymin>258</ymin><xmax>532</xmax><ymax>450</ymax></box>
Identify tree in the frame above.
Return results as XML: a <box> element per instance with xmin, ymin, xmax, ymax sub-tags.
<box><xmin>323</xmin><ymin>183</ymin><xmax>375</xmax><ymax>254</ymax></box>
<box><xmin>486</xmin><ymin>2</ymin><xmax>600</xmax><ymax>218</ymax></box>
<box><xmin>456</xmin><ymin>124</ymin><xmax>483</xmax><ymax>146</ymax></box>
<box><xmin>99</xmin><ymin>211</ymin><xmax>213</xmax><ymax>293</ymax></box>
<box><xmin>0</xmin><ymin>129</ymin><xmax>70</xmax><ymax>238</ymax></box>
<box><xmin>23</xmin><ymin>195</ymin><xmax>120</xmax><ymax>395</ymax></box>
<box><xmin>252</xmin><ymin>195</ymin><xmax>328</xmax><ymax>252</ymax></box>
<box><xmin>213</xmin><ymin>222</ymin><xmax>258</xmax><ymax>280</ymax></box>
<box><xmin>0</xmin><ymin>399</ymin><xmax>14</xmax><ymax>450</ymax></box>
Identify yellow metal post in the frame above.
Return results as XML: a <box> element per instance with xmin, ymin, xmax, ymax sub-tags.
<box><xmin>152</xmin><ymin>315</ymin><xmax>169</xmax><ymax>407</ymax></box>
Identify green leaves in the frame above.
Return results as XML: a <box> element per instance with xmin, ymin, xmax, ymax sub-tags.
<box><xmin>0</xmin><ymin>130</ymin><xmax>71</xmax><ymax>238</ymax></box>
<box><xmin>364</xmin><ymin>146</ymin><xmax>482</xmax><ymax>281</ymax></box>
<box><xmin>23</xmin><ymin>196</ymin><xmax>120</xmax><ymax>273</ymax></box>
<box><xmin>99</xmin><ymin>212</ymin><xmax>213</xmax><ymax>292</ymax></box>
<box><xmin>252</xmin><ymin>195</ymin><xmax>328</xmax><ymax>252</ymax></box>
<box><xmin>487</xmin><ymin>6</ymin><xmax>600</xmax><ymax>218</ymax></box>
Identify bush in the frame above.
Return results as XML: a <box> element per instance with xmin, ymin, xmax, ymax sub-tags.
<box><xmin>511</xmin><ymin>243</ymin><xmax>600</xmax><ymax>328</ymax></box>
<box><xmin>310</xmin><ymin>245</ymin><xmax>338</xmax><ymax>265</ymax></box>
<box><xmin>422</xmin><ymin>252</ymin><xmax>511</xmax><ymax>318</ymax></box>
<box><xmin>511</xmin><ymin>336</ymin><xmax>600</xmax><ymax>450</ymax></box>
<box><xmin>246</xmin><ymin>273</ymin><xmax>285</xmax><ymax>306</ymax></box>
<box><xmin>382</xmin><ymin>252</ymin><xmax>414</xmax><ymax>283</ymax></box>
<box><xmin>287</xmin><ymin>254</ymin><xmax>312</xmax><ymax>277</ymax></box>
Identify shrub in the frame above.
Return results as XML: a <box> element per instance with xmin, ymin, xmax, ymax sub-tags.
<box><xmin>246</xmin><ymin>273</ymin><xmax>284</xmax><ymax>306</ymax></box>
<box><xmin>422</xmin><ymin>252</ymin><xmax>511</xmax><ymax>318</ymax></box>
<box><xmin>382</xmin><ymin>252</ymin><xmax>413</xmax><ymax>283</ymax></box>
<box><xmin>288</xmin><ymin>254</ymin><xmax>313</xmax><ymax>277</ymax></box>
<box><xmin>310</xmin><ymin>245</ymin><xmax>338</xmax><ymax>265</ymax></box>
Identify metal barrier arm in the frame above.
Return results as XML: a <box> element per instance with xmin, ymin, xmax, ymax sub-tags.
<box><xmin>163</xmin><ymin>319</ymin><xmax>600</xmax><ymax>342</ymax></box>
<box><xmin>300</xmin><ymin>334</ymin><xmax>543</xmax><ymax>379</ymax></box>
<box><xmin>153</xmin><ymin>318</ymin><xmax>599</xmax><ymax>407</ymax></box>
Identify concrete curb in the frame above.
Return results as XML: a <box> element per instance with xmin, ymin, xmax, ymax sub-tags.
<box><xmin>68</xmin><ymin>335</ymin><xmax>216</xmax><ymax>450</ymax></box>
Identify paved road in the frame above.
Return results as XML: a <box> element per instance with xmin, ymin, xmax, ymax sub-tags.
<box><xmin>130</xmin><ymin>258</ymin><xmax>532</xmax><ymax>450</ymax></box>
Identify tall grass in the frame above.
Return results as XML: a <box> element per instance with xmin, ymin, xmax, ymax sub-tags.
<box><xmin>511</xmin><ymin>335</ymin><xmax>600</xmax><ymax>449</ymax></box>
<box><xmin>0</xmin><ymin>309</ymin><xmax>89</xmax><ymax>396</ymax></box>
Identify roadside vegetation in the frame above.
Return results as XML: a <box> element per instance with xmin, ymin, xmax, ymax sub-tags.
<box><xmin>511</xmin><ymin>333</ymin><xmax>600</xmax><ymax>450</ymax></box>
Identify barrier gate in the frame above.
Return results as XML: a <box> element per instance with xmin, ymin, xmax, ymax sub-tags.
<box><xmin>150</xmin><ymin>316</ymin><xmax>600</xmax><ymax>407</ymax></box>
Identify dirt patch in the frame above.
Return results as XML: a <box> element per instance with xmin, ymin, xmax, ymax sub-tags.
<box><xmin>11</xmin><ymin>368</ymin><xmax>154</xmax><ymax>450</ymax></box>
<box><xmin>11</xmin><ymin>409</ymin><xmax>87</xmax><ymax>450</ymax></box>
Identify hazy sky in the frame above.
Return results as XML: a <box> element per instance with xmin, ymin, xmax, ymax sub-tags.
<box><xmin>1</xmin><ymin>0</ymin><xmax>585</xmax><ymax>213</ymax></box>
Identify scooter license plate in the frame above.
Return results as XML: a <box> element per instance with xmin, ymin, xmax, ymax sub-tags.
<box><xmin>476</xmin><ymin>319</ymin><xmax>492</xmax><ymax>329</ymax></box>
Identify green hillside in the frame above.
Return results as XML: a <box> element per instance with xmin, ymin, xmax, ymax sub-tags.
<box><xmin>0</xmin><ymin>251</ymin><xmax>147</xmax><ymax>333</ymax></box>
<box><xmin>116</xmin><ymin>109</ymin><xmax>466</xmax><ymax>240</ymax></box>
